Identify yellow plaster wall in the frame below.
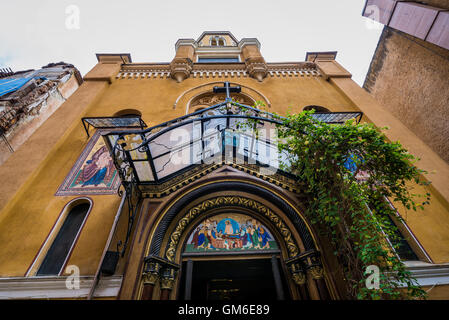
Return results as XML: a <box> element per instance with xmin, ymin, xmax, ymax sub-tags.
<box><xmin>87</xmin><ymin>75</ymin><xmax>358</xmax><ymax>122</ymax></box>
<box><xmin>0</xmin><ymin>71</ymin><xmax>356</xmax><ymax>277</ymax></box>
<box><xmin>424</xmin><ymin>284</ymin><xmax>449</xmax><ymax>300</ymax></box>
<box><xmin>1</xmin><ymin>57</ymin><xmax>449</xmax><ymax>283</ymax></box>
<box><xmin>0</xmin><ymin>76</ymin><xmax>112</xmax><ymax>276</ymax></box>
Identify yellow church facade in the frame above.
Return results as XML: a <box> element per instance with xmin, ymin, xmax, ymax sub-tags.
<box><xmin>0</xmin><ymin>31</ymin><xmax>448</xmax><ymax>300</ymax></box>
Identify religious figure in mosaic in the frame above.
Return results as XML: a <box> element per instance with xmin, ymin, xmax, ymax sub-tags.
<box><xmin>55</xmin><ymin>131</ymin><xmax>121</xmax><ymax>196</ymax></box>
<box><xmin>79</xmin><ymin>145</ymin><xmax>115</xmax><ymax>187</ymax></box>
<box><xmin>185</xmin><ymin>213</ymin><xmax>277</xmax><ymax>253</ymax></box>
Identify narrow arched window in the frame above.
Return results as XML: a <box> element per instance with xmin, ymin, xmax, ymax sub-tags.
<box><xmin>210</xmin><ymin>36</ymin><xmax>226</xmax><ymax>46</ymax></box>
<box><xmin>36</xmin><ymin>202</ymin><xmax>90</xmax><ymax>275</ymax></box>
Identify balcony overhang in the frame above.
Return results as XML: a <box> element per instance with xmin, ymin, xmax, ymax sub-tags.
<box><xmin>102</xmin><ymin>99</ymin><xmax>362</xmax><ymax>193</ymax></box>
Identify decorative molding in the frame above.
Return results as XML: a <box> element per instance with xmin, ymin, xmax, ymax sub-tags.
<box><xmin>238</xmin><ymin>38</ymin><xmax>261</xmax><ymax>50</ymax></box>
<box><xmin>400</xmin><ymin>262</ymin><xmax>449</xmax><ymax>287</ymax></box>
<box><xmin>189</xmin><ymin>91</ymin><xmax>255</xmax><ymax>109</ymax></box>
<box><xmin>141</xmin><ymin>163</ymin><xmax>220</xmax><ymax>198</ymax></box>
<box><xmin>164</xmin><ymin>196</ymin><xmax>300</xmax><ymax>262</ymax></box>
<box><xmin>246</xmin><ymin>60</ymin><xmax>268</xmax><ymax>82</ymax></box>
<box><xmin>116</xmin><ymin>63</ymin><xmax>320</xmax><ymax>80</ymax></box>
<box><xmin>173</xmin><ymin>81</ymin><xmax>272</xmax><ymax>110</ymax></box>
<box><xmin>140</xmin><ymin>162</ymin><xmax>301</xmax><ymax>198</ymax></box>
<box><xmin>160</xmin><ymin>278</ymin><xmax>175</xmax><ymax>290</ymax></box>
<box><xmin>292</xmin><ymin>271</ymin><xmax>307</xmax><ymax>285</ymax></box>
<box><xmin>142</xmin><ymin>272</ymin><xmax>159</xmax><ymax>286</ymax></box>
<box><xmin>175</xmin><ymin>39</ymin><xmax>197</xmax><ymax>51</ymax></box>
<box><xmin>307</xmin><ymin>265</ymin><xmax>324</xmax><ymax>280</ymax></box>
<box><xmin>0</xmin><ymin>276</ymin><xmax>122</xmax><ymax>299</ymax></box>
<box><xmin>191</xmin><ymin>69</ymin><xmax>249</xmax><ymax>79</ymax></box>
<box><xmin>170</xmin><ymin>58</ymin><xmax>193</xmax><ymax>82</ymax></box>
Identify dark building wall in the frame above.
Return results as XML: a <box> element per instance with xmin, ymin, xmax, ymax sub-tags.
<box><xmin>363</xmin><ymin>26</ymin><xmax>449</xmax><ymax>163</ymax></box>
<box><xmin>419</xmin><ymin>0</ymin><xmax>449</xmax><ymax>10</ymax></box>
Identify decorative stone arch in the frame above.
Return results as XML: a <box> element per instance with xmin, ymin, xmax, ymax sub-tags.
<box><xmin>148</xmin><ymin>182</ymin><xmax>316</xmax><ymax>258</ymax></box>
<box><xmin>164</xmin><ymin>195</ymin><xmax>301</xmax><ymax>262</ymax></box>
<box><xmin>139</xmin><ymin>180</ymin><xmax>334</xmax><ymax>300</ymax></box>
<box><xmin>188</xmin><ymin>91</ymin><xmax>256</xmax><ymax>113</ymax></box>
<box><xmin>172</xmin><ymin>81</ymin><xmax>271</xmax><ymax>113</ymax></box>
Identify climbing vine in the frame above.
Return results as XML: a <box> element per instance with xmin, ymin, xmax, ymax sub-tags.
<box><xmin>273</xmin><ymin>110</ymin><xmax>430</xmax><ymax>299</ymax></box>
<box><xmin>237</xmin><ymin>102</ymin><xmax>430</xmax><ymax>299</ymax></box>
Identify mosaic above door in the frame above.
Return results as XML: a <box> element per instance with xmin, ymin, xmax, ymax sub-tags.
<box><xmin>184</xmin><ymin>213</ymin><xmax>278</xmax><ymax>253</ymax></box>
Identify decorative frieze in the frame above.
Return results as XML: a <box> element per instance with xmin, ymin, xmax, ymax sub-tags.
<box><xmin>116</xmin><ymin>64</ymin><xmax>320</xmax><ymax>80</ymax></box>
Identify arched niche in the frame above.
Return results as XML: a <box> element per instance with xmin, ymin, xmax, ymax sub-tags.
<box><xmin>113</xmin><ymin>108</ymin><xmax>142</xmax><ymax>117</ymax></box>
<box><xmin>148</xmin><ymin>182</ymin><xmax>316</xmax><ymax>261</ymax></box>
<box><xmin>173</xmin><ymin>82</ymin><xmax>271</xmax><ymax>113</ymax></box>
<box><xmin>188</xmin><ymin>91</ymin><xmax>256</xmax><ymax>113</ymax></box>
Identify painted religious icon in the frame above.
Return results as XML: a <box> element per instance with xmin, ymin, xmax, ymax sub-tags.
<box><xmin>184</xmin><ymin>213</ymin><xmax>278</xmax><ymax>253</ymax></box>
<box><xmin>56</xmin><ymin>130</ymin><xmax>121</xmax><ymax>195</ymax></box>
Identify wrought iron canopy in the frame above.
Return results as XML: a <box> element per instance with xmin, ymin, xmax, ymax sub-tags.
<box><xmin>103</xmin><ymin>98</ymin><xmax>363</xmax><ymax>187</ymax></box>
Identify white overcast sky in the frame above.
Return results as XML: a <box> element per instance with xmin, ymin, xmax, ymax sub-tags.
<box><xmin>0</xmin><ymin>0</ymin><xmax>382</xmax><ymax>86</ymax></box>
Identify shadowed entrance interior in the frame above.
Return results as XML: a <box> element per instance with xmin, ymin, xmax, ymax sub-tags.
<box><xmin>179</xmin><ymin>257</ymin><xmax>290</xmax><ymax>300</ymax></box>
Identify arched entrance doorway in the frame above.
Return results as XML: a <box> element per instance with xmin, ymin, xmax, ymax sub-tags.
<box><xmin>138</xmin><ymin>181</ymin><xmax>335</xmax><ymax>300</ymax></box>
<box><xmin>179</xmin><ymin>211</ymin><xmax>289</xmax><ymax>300</ymax></box>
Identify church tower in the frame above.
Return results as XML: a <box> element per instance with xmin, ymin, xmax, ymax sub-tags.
<box><xmin>0</xmin><ymin>32</ymin><xmax>448</xmax><ymax>300</ymax></box>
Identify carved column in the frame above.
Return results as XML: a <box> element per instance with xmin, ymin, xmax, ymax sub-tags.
<box><xmin>306</xmin><ymin>252</ymin><xmax>331</xmax><ymax>300</ymax></box>
<box><xmin>160</xmin><ymin>266</ymin><xmax>177</xmax><ymax>300</ymax></box>
<box><xmin>286</xmin><ymin>256</ymin><xmax>310</xmax><ymax>300</ymax></box>
<box><xmin>141</xmin><ymin>259</ymin><xmax>161</xmax><ymax>300</ymax></box>
<box><xmin>143</xmin><ymin>255</ymin><xmax>179</xmax><ymax>300</ymax></box>
<box><xmin>286</xmin><ymin>250</ymin><xmax>331</xmax><ymax>300</ymax></box>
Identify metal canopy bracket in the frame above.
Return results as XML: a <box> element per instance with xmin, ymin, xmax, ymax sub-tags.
<box><xmin>81</xmin><ymin>116</ymin><xmax>147</xmax><ymax>138</ymax></box>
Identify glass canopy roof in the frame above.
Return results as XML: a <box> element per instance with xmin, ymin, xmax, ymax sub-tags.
<box><xmin>103</xmin><ymin>97</ymin><xmax>362</xmax><ymax>187</ymax></box>
<box><xmin>82</xmin><ymin>116</ymin><xmax>147</xmax><ymax>137</ymax></box>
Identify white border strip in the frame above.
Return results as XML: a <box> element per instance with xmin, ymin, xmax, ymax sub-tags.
<box><xmin>0</xmin><ymin>276</ymin><xmax>122</xmax><ymax>299</ymax></box>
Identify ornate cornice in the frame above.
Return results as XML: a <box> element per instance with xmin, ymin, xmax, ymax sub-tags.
<box><xmin>174</xmin><ymin>39</ymin><xmax>197</xmax><ymax>51</ymax></box>
<box><xmin>238</xmin><ymin>38</ymin><xmax>261</xmax><ymax>50</ymax></box>
<box><xmin>140</xmin><ymin>162</ymin><xmax>302</xmax><ymax>198</ymax></box>
<box><xmin>115</xmin><ymin>62</ymin><xmax>320</xmax><ymax>80</ymax></box>
<box><xmin>170</xmin><ymin>58</ymin><xmax>193</xmax><ymax>82</ymax></box>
